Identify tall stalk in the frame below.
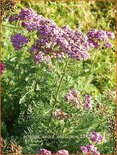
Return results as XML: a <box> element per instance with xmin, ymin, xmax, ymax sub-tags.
<box><xmin>83</xmin><ymin>46</ymin><xmax>102</xmax><ymax>90</ymax></box>
<box><xmin>55</xmin><ymin>58</ymin><xmax>69</xmax><ymax>103</ymax></box>
<box><xmin>48</xmin><ymin>58</ymin><xmax>69</xmax><ymax>127</ymax></box>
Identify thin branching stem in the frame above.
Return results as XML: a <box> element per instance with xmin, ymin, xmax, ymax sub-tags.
<box><xmin>48</xmin><ymin>58</ymin><xmax>70</xmax><ymax>127</ymax></box>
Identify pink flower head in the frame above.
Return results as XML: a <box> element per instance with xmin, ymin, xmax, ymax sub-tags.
<box><xmin>106</xmin><ymin>31</ymin><xmax>115</xmax><ymax>39</ymax></box>
<box><xmin>88</xmin><ymin>131</ymin><xmax>106</xmax><ymax>144</ymax></box>
<box><xmin>84</xmin><ymin>95</ymin><xmax>92</xmax><ymax>110</ymax></box>
<box><xmin>56</xmin><ymin>149</ymin><xmax>69</xmax><ymax>155</ymax></box>
<box><xmin>105</xmin><ymin>42</ymin><xmax>112</xmax><ymax>48</ymax></box>
<box><xmin>65</xmin><ymin>89</ymin><xmax>81</xmax><ymax>109</ymax></box>
<box><xmin>87</xmin><ymin>144</ymin><xmax>100</xmax><ymax>154</ymax></box>
<box><xmin>34</xmin><ymin>52</ymin><xmax>44</xmax><ymax>63</ymax></box>
<box><xmin>81</xmin><ymin>144</ymin><xmax>100</xmax><ymax>155</ymax></box>
<box><xmin>80</xmin><ymin>146</ymin><xmax>88</xmax><ymax>153</ymax></box>
<box><xmin>39</xmin><ymin>148</ymin><xmax>51</xmax><ymax>155</ymax></box>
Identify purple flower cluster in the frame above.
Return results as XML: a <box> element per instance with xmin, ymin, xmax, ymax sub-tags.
<box><xmin>11</xmin><ymin>33</ymin><xmax>28</xmax><ymax>50</ymax></box>
<box><xmin>9</xmin><ymin>8</ymin><xmax>90</xmax><ymax>61</ymax></box>
<box><xmin>31</xmin><ymin>23</ymin><xmax>90</xmax><ymax>61</ymax></box>
<box><xmin>84</xmin><ymin>95</ymin><xmax>92</xmax><ymax>110</ymax></box>
<box><xmin>87</xmin><ymin>29</ymin><xmax>115</xmax><ymax>49</ymax></box>
<box><xmin>34</xmin><ymin>52</ymin><xmax>44</xmax><ymax>63</ymax></box>
<box><xmin>18</xmin><ymin>8</ymin><xmax>38</xmax><ymax>20</ymax></box>
<box><xmin>80</xmin><ymin>144</ymin><xmax>100</xmax><ymax>154</ymax></box>
<box><xmin>38</xmin><ymin>149</ymin><xmax>69</xmax><ymax>155</ymax></box>
<box><xmin>9</xmin><ymin>8</ymin><xmax>115</xmax><ymax>61</ymax></box>
<box><xmin>65</xmin><ymin>90</ymin><xmax>93</xmax><ymax>110</ymax></box>
<box><xmin>80</xmin><ymin>132</ymin><xmax>106</xmax><ymax>154</ymax></box>
<box><xmin>59</xmin><ymin>26</ymin><xmax>90</xmax><ymax>60</ymax></box>
<box><xmin>20</xmin><ymin>9</ymin><xmax>44</xmax><ymax>32</ymax></box>
<box><xmin>0</xmin><ymin>61</ymin><xmax>5</xmax><ymax>74</ymax></box>
<box><xmin>65</xmin><ymin>89</ymin><xmax>81</xmax><ymax>109</ymax></box>
<box><xmin>88</xmin><ymin>131</ymin><xmax>106</xmax><ymax>144</ymax></box>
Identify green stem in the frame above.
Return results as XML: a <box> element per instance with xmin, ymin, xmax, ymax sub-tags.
<box><xmin>83</xmin><ymin>48</ymin><xmax>101</xmax><ymax>90</ymax></box>
<box><xmin>48</xmin><ymin>58</ymin><xmax>69</xmax><ymax>127</ymax></box>
<box><xmin>55</xmin><ymin>59</ymin><xmax>69</xmax><ymax>103</ymax></box>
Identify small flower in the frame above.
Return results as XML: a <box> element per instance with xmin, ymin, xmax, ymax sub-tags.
<box><xmin>53</xmin><ymin>109</ymin><xmax>68</xmax><ymax>120</ymax></box>
<box><xmin>38</xmin><ymin>148</ymin><xmax>51</xmax><ymax>155</ymax></box>
<box><xmin>56</xmin><ymin>149</ymin><xmax>69</xmax><ymax>155</ymax></box>
<box><xmin>80</xmin><ymin>146</ymin><xmax>88</xmax><ymax>153</ymax></box>
<box><xmin>18</xmin><ymin>8</ymin><xmax>38</xmax><ymax>20</ymax></box>
<box><xmin>9</xmin><ymin>15</ymin><xmax>19</xmax><ymax>22</ymax></box>
<box><xmin>106</xmin><ymin>31</ymin><xmax>115</xmax><ymax>39</ymax></box>
<box><xmin>34</xmin><ymin>52</ymin><xmax>44</xmax><ymax>63</ymax></box>
<box><xmin>87</xmin><ymin>29</ymin><xmax>107</xmax><ymax>41</ymax></box>
<box><xmin>65</xmin><ymin>89</ymin><xmax>81</xmax><ymax>109</ymax></box>
<box><xmin>88</xmin><ymin>131</ymin><xmax>106</xmax><ymax>144</ymax></box>
<box><xmin>84</xmin><ymin>95</ymin><xmax>92</xmax><ymax>110</ymax></box>
<box><xmin>87</xmin><ymin>144</ymin><xmax>100</xmax><ymax>154</ymax></box>
<box><xmin>11</xmin><ymin>33</ymin><xmax>28</xmax><ymax>50</ymax></box>
<box><xmin>0</xmin><ymin>61</ymin><xmax>5</xmax><ymax>74</ymax></box>
<box><xmin>80</xmin><ymin>144</ymin><xmax>100</xmax><ymax>154</ymax></box>
<box><xmin>105</xmin><ymin>42</ymin><xmax>112</xmax><ymax>48</ymax></box>
<box><xmin>88</xmin><ymin>39</ymin><xmax>99</xmax><ymax>48</ymax></box>
<box><xmin>87</xmin><ymin>29</ymin><xmax>115</xmax><ymax>49</ymax></box>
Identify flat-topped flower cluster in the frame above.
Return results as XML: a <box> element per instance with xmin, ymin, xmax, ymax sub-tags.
<box><xmin>9</xmin><ymin>8</ymin><xmax>90</xmax><ymax>62</ymax></box>
<box><xmin>9</xmin><ymin>8</ymin><xmax>115</xmax><ymax>63</ymax></box>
